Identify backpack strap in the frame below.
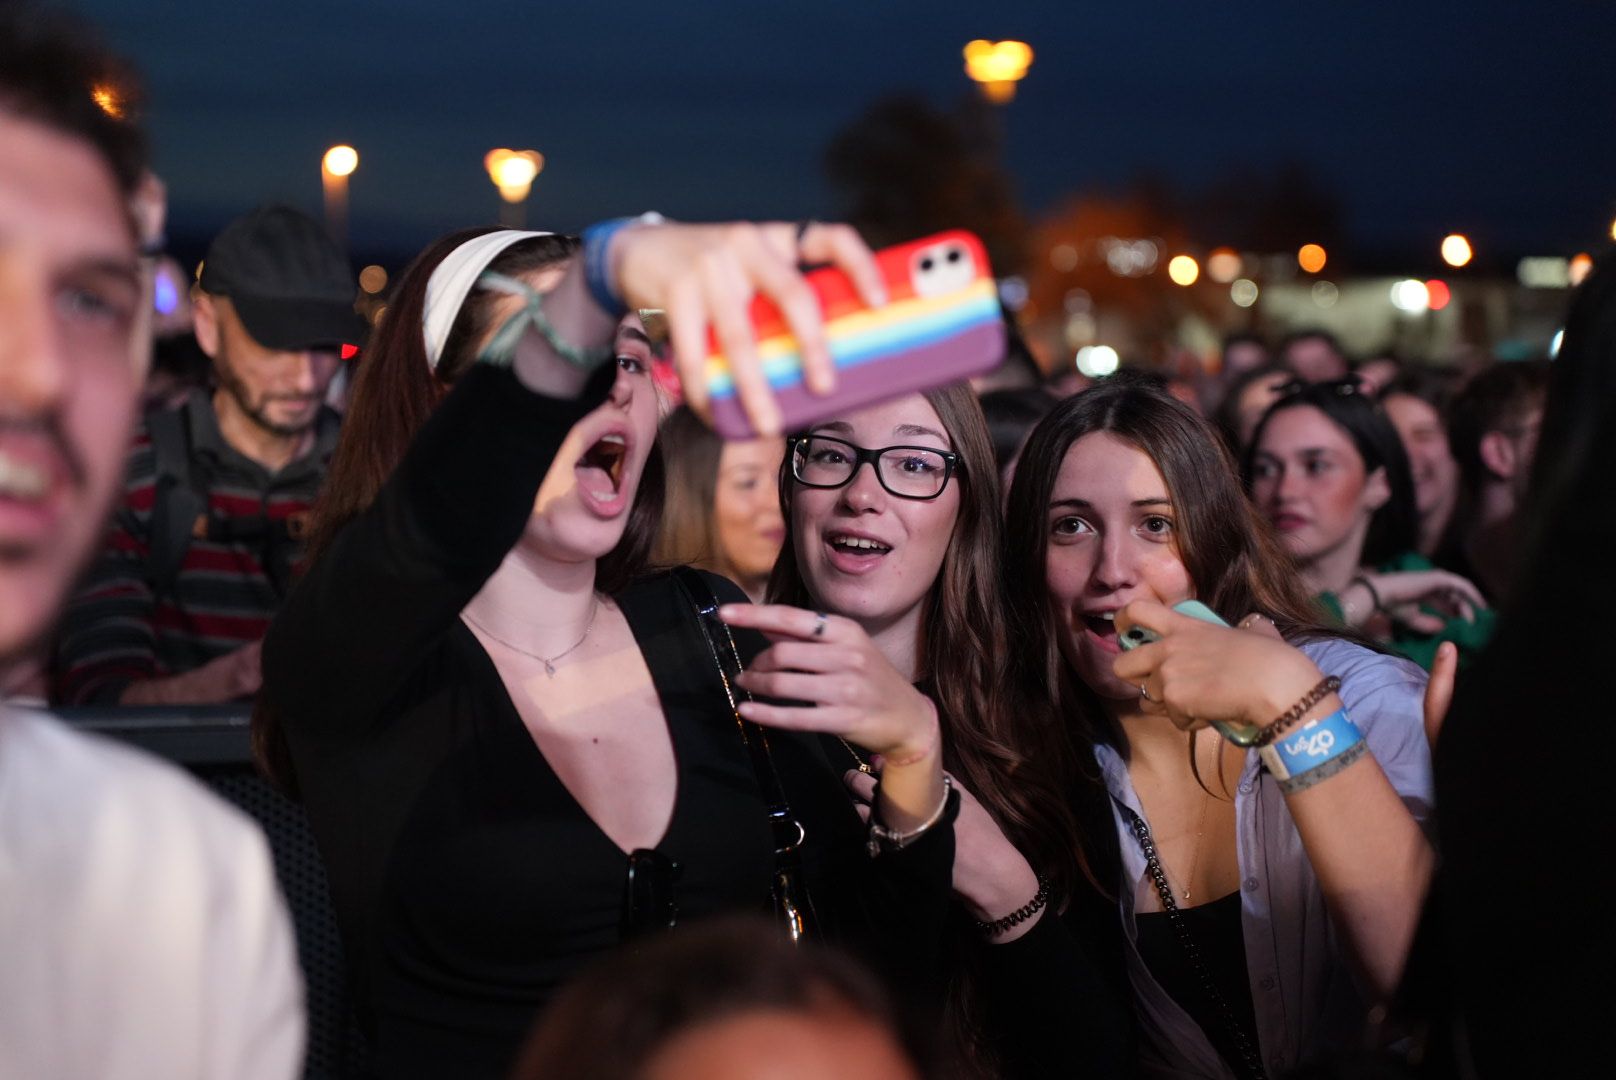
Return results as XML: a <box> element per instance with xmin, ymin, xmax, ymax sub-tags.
<box><xmin>144</xmin><ymin>404</ymin><xmax>210</xmax><ymax>603</ymax></box>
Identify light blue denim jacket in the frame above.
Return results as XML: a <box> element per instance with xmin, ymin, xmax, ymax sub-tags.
<box><xmin>1096</xmin><ymin>638</ymin><xmax>1432</xmax><ymax>1078</ymax></box>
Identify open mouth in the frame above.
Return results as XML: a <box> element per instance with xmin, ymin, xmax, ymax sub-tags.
<box><xmin>1082</xmin><ymin>610</ymin><xmax>1118</xmax><ymax>643</ymax></box>
<box><xmin>0</xmin><ymin>445</ymin><xmax>66</xmax><ymax>551</ymax></box>
<box><xmin>575</xmin><ymin>432</ymin><xmax>628</xmax><ymax>502</ymax></box>
<box><xmin>0</xmin><ymin>449</ymin><xmax>50</xmax><ymax>501</ymax></box>
<box><xmin>827</xmin><ymin>533</ymin><xmax>892</xmax><ymax>556</ymax></box>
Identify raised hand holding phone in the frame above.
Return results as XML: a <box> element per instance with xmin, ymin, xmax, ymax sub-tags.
<box><xmin>1115</xmin><ymin>599</ymin><xmax>1325</xmax><ymax>746</ymax></box>
<box><xmin>696</xmin><ymin>230</ymin><xmax>1006</xmax><ymax>439</ymax></box>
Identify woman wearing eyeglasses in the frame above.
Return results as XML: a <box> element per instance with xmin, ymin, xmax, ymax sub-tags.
<box><xmin>253</xmin><ymin>220</ymin><xmax>958</xmax><ymax>1080</ymax></box>
<box><xmin>989</xmin><ymin>374</ymin><xmax>1433</xmax><ymax>1079</ymax></box>
<box><xmin>1244</xmin><ymin>380</ymin><xmax>1494</xmax><ymax>669</ymax></box>
<box><xmin>729</xmin><ymin>388</ymin><xmax>1134</xmax><ymax>1077</ymax></box>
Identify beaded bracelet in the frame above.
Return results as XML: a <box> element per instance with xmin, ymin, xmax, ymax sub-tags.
<box><xmin>1250</xmin><ymin>675</ymin><xmax>1342</xmax><ymax>748</ymax></box>
<box><xmin>973</xmin><ymin>877</ymin><xmax>1052</xmax><ymax>938</ymax></box>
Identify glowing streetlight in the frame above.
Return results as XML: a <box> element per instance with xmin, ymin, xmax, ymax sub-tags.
<box><xmin>484</xmin><ymin>149</ymin><xmax>545</xmax><ymax>226</ymax></box>
<box><xmin>1440</xmin><ymin>233</ymin><xmax>1472</xmax><ymax>268</ymax></box>
<box><xmin>1297</xmin><ymin>244</ymin><xmax>1327</xmax><ymax>274</ymax></box>
<box><xmin>1167</xmin><ymin>255</ymin><xmax>1200</xmax><ymax>286</ymax></box>
<box><xmin>963</xmin><ymin>40</ymin><xmax>1034</xmax><ymax>103</ymax></box>
<box><xmin>321</xmin><ymin>144</ymin><xmax>359</xmax><ymax>250</ymax></box>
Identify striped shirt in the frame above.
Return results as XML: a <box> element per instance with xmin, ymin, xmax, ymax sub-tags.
<box><xmin>54</xmin><ymin>390</ymin><xmax>340</xmax><ymax>705</ymax></box>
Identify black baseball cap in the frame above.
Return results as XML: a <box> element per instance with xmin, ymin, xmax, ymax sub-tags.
<box><xmin>198</xmin><ymin>204</ymin><xmax>365</xmax><ymax>350</ymax></box>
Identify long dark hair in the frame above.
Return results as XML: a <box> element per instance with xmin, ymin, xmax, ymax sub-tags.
<box><xmin>767</xmin><ymin>384</ymin><xmax>1085</xmax><ymax>894</ymax></box>
<box><xmin>1243</xmin><ymin>380</ymin><xmax>1418</xmax><ymax>566</ymax></box>
<box><xmin>1004</xmin><ymin>374</ymin><xmax>1331</xmax><ymax>767</ymax></box>
<box><xmin>254</xmin><ymin>228</ymin><xmax>664</xmax><ymax>791</ymax></box>
<box><xmin>766</xmin><ymin>384</ymin><xmax>1086</xmax><ymax>1075</ymax></box>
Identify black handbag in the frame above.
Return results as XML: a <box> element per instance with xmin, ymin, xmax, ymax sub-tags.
<box><xmin>671</xmin><ymin>567</ymin><xmax>818</xmax><ymax>942</ymax></box>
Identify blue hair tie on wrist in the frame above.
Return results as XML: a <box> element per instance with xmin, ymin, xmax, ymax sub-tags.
<box><xmin>580</xmin><ymin>212</ymin><xmax>664</xmax><ymax>320</ymax></box>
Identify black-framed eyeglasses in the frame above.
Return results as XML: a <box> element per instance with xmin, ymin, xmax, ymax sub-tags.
<box><xmin>787</xmin><ymin>434</ymin><xmax>960</xmax><ymax>501</ymax></box>
<box><xmin>620</xmin><ymin>848</ymin><xmax>680</xmax><ymax>941</ymax></box>
<box><xmin>1275</xmin><ymin>374</ymin><xmax>1368</xmax><ymax>400</ymax></box>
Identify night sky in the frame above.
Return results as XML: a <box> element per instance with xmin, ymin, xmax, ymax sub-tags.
<box><xmin>77</xmin><ymin>1</ymin><xmax>1615</xmax><ymax>266</ymax></box>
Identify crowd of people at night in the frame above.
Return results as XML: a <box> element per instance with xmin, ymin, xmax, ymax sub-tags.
<box><xmin>2</xmin><ymin>4</ymin><xmax>1610</xmax><ymax>1079</ymax></box>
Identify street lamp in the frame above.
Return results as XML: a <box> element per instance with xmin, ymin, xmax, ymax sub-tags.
<box><xmin>963</xmin><ymin>40</ymin><xmax>1033</xmax><ymax>103</ymax></box>
<box><xmin>1440</xmin><ymin>233</ymin><xmax>1472</xmax><ymax>269</ymax></box>
<box><xmin>322</xmin><ymin>144</ymin><xmax>358</xmax><ymax>250</ymax></box>
<box><xmin>484</xmin><ymin>149</ymin><xmax>545</xmax><ymax>227</ymax></box>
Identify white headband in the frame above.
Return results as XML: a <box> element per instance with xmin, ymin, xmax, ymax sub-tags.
<box><xmin>421</xmin><ymin>229</ymin><xmax>554</xmax><ymax>370</ymax></box>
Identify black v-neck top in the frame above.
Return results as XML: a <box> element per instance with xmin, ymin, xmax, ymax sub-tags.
<box><xmin>262</xmin><ymin>365</ymin><xmax>954</xmax><ymax>1079</ymax></box>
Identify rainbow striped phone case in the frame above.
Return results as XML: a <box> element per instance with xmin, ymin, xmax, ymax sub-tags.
<box><xmin>703</xmin><ymin>230</ymin><xmax>1005</xmax><ymax>439</ymax></box>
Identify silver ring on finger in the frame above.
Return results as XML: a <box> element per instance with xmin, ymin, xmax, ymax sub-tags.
<box><xmin>813</xmin><ymin>611</ymin><xmax>829</xmax><ymax>638</ymax></box>
<box><xmin>1139</xmin><ymin>683</ymin><xmax>1153</xmax><ymax>702</ymax></box>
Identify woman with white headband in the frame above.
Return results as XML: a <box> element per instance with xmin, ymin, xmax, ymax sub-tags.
<box><xmin>252</xmin><ymin>221</ymin><xmax>957</xmax><ymax>1079</ymax></box>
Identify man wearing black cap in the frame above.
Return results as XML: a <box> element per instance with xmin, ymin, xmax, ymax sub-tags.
<box><xmin>56</xmin><ymin>203</ymin><xmax>363</xmax><ymax>706</ymax></box>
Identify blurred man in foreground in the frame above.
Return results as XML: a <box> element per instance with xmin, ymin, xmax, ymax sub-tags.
<box><xmin>0</xmin><ymin>5</ymin><xmax>303</xmax><ymax>1077</ymax></box>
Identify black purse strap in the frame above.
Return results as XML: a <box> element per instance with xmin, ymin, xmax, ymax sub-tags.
<box><xmin>1116</xmin><ymin>799</ymin><xmax>1268</xmax><ymax>1080</ymax></box>
<box><xmin>670</xmin><ymin>568</ymin><xmax>805</xmax><ymax>855</ymax></box>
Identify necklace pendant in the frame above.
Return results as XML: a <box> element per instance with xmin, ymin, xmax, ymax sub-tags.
<box><xmin>543</xmin><ymin>660</ymin><xmax>556</xmax><ymax>677</ymax></box>
<box><xmin>1182</xmin><ymin>889</ymin><xmax>1191</xmax><ymax>901</ymax></box>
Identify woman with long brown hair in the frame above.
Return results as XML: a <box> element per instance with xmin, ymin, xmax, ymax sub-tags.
<box><xmin>743</xmin><ymin>386</ymin><xmax>1133</xmax><ymax>1077</ymax></box>
<box><xmin>994</xmin><ymin>374</ymin><xmax>1433</xmax><ymax>1078</ymax></box>
<box><xmin>254</xmin><ymin>219</ymin><xmax>956</xmax><ymax>1079</ymax></box>
<box><xmin>652</xmin><ymin>405</ymin><xmax>784</xmax><ymax>601</ymax></box>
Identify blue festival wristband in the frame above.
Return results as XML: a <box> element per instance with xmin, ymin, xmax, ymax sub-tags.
<box><xmin>1257</xmin><ymin>707</ymin><xmax>1365</xmax><ymax>786</ymax></box>
<box><xmin>579</xmin><ymin>212</ymin><xmax>663</xmax><ymax>320</ymax></box>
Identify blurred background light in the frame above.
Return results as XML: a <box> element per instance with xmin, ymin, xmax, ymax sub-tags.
<box><xmin>1297</xmin><ymin>243</ymin><xmax>1327</xmax><ymax>273</ymax></box>
<box><xmin>1207</xmin><ymin>248</ymin><xmax>1242</xmax><ymax>283</ymax></box>
<box><xmin>1569</xmin><ymin>252</ymin><xmax>1594</xmax><ymax>286</ymax></box>
<box><xmin>322</xmin><ymin>145</ymin><xmax>358</xmax><ymax>177</ymax></box>
<box><xmin>1425</xmin><ymin>279</ymin><xmax>1451</xmax><ymax>310</ymax></box>
<box><xmin>1230</xmin><ymin>279</ymin><xmax>1259</xmax><ymax>307</ymax></box>
<box><xmin>1517</xmin><ymin>256</ymin><xmax>1571</xmax><ymax>288</ymax></box>
<box><xmin>1074</xmin><ymin>344</ymin><xmax>1119</xmax><ymax>377</ymax></box>
<box><xmin>1167</xmin><ymin>254</ymin><xmax>1200</xmax><ymax>286</ymax></box>
<box><xmin>1440</xmin><ymin>233</ymin><xmax>1472</xmax><ymax>268</ymax></box>
<box><xmin>1310</xmin><ymin>280</ymin><xmax>1339</xmax><ymax>307</ymax></box>
<box><xmin>1391</xmin><ymin>278</ymin><xmax>1431</xmax><ymax>312</ymax></box>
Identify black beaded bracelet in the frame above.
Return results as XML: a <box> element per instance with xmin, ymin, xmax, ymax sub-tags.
<box><xmin>1251</xmin><ymin>675</ymin><xmax>1342</xmax><ymax>747</ymax></box>
<box><xmin>973</xmin><ymin>877</ymin><xmax>1052</xmax><ymax>938</ymax></box>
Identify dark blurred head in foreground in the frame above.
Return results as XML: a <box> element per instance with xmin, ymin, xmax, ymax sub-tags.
<box><xmin>514</xmin><ymin>917</ymin><xmax>933</xmax><ymax>1080</ymax></box>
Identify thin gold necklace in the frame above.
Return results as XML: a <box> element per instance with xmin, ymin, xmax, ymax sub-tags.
<box><xmin>464</xmin><ymin>597</ymin><xmax>599</xmax><ymax>677</ymax></box>
<box><xmin>1181</xmin><ymin>785</ymin><xmax>1211</xmax><ymax>902</ymax></box>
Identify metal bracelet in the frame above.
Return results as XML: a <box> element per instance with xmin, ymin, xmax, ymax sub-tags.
<box><xmin>865</xmin><ymin>776</ymin><xmax>952</xmax><ymax>857</ymax></box>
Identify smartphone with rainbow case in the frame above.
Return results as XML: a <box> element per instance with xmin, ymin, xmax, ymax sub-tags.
<box><xmin>702</xmin><ymin>230</ymin><xmax>1005</xmax><ymax>439</ymax></box>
